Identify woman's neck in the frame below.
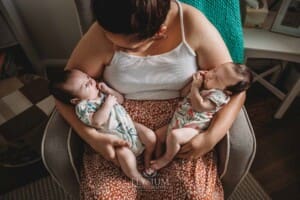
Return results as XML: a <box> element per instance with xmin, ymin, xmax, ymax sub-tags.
<box><xmin>141</xmin><ymin>1</ymin><xmax>181</xmax><ymax>56</ymax></box>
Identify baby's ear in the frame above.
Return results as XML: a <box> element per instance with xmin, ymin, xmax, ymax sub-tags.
<box><xmin>70</xmin><ymin>98</ymin><xmax>81</xmax><ymax>105</ymax></box>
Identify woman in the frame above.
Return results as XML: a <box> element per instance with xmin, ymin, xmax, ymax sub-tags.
<box><xmin>55</xmin><ymin>0</ymin><xmax>245</xmax><ymax>199</ymax></box>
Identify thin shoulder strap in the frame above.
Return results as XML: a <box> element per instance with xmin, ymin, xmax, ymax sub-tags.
<box><xmin>175</xmin><ymin>0</ymin><xmax>186</xmax><ymax>43</ymax></box>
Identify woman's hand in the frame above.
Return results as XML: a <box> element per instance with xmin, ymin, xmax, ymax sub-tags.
<box><xmin>90</xmin><ymin>134</ymin><xmax>129</xmax><ymax>165</ymax></box>
<box><xmin>176</xmin><ymin>132</ymin><xmax>215</xmax><ymax>159</ymax></box>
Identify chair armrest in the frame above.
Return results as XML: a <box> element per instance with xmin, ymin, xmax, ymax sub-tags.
<box><xmin>216</xmin><ymin>106</ymin><xmax>256</xmax><ymax>199</ymax></box>
<box><xmin>41</xmin><ymin>109</ymin><xmax>83</xmax><ymax>199</ymax></box>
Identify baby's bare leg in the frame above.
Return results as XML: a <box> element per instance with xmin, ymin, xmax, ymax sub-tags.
<box><xmin>155</xmin><ymin>125</ymin><xmax>168</xmax><ymax>158</ymax></box>
<box><xmin>151</xmin><ymin>128</ymin><xmax>198</xmax><ymax>170</ymax></box>
<box><xmin>134</xmin><ymin>122</ymin><xmax>156</xmax><ymax>170</ymax></box>
<box><xmin>115</xmin><ymin>147</ymin><xmax>152</xmax><ymax>189</ymax></box>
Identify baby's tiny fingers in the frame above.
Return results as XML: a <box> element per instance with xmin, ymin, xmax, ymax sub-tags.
<box><xmin>192</xmin><ymin>73</ymin><xmax>197</xmax><ymax>80</ymax></box>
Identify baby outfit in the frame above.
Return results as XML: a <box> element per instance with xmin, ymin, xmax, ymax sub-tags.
<box><xmin>168</xmin><ymin>89</ymin><xmax>230</xmax><ymax>132</ymax></box>
<box><xmin>75</xmin><ymin>93</ymin><xmax>144</xmax><ymax>156</ymax></box>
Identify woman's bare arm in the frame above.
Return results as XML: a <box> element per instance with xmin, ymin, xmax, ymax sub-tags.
<box><xmin>177</xmin><ymin>5</ymin><xmax>244</xmax><ymax>158</ymax></box>
<box><xmin>55</xmin><ymin>100</ymin><xmax>105</xmax><ymax>150</ymax></box>
<box><xmin>55</xmin><ymin>23</ymin><xmax>127</xmax><ymax>162</ymax></box>
<box><xmin>65</xmin><ymin>22</ymin><xmax>113</xmax><ymax>77</ymax></box>
<box><xmin>183</xmin><ymin>5</ymin><xmax>232</xmax><ymax>69</ymax></box>
<box><xmin>207</xmin><ymin>92</ymin><xmax>245</xmax><ymax>144</ymax></box>
<box><xmin>56</xmin><ymin>100</ymin><xmax>128</xmax><ymax>162</ymax></box>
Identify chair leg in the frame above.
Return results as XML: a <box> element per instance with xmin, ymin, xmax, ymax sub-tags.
<box><xmin>250</xmin><ymin>67</ymin><xmax>286</xmax><ymax>100</ymax></box>
<box><xmin>270</xmin><ymin>61</ymin><xmax>287</xmax><ymax>84</ymax></box>
<box><xmin>274</xmin><ymin>78</ymin><xmax>300</xmax><ymax>119</ymax></box>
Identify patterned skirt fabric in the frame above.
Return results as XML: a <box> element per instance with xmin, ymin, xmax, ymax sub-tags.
<box><xmin>80</xmin><ymin>98</ymin><xmax>224</xmax><ymax>200</ymax></box>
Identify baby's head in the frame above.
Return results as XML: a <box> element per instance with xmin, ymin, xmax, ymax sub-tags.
<box><xmin>203</xmin><ymin>62</ymin><xmax>253</xmax><ymax>95</ymax></box>
<box><xmin>48</xmin><ymin>69</ymin><xmax>99</xmax><ymax>104</ymax></box>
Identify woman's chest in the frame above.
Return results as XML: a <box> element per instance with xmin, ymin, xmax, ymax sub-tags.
<box><xmin>104</xmin><ymin>50</ymin><xmax>197</xmax><ymax>93</ymax></box>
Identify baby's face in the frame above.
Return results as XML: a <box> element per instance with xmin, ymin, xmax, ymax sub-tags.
<box><xmin>63</xmin><ymin>69</ymin><xmax>99</xmax><ymax>100</ymax></box>
<box><xmin>202</xmin><ymin>63</ymin><xmax>242</xmax><ymax>90</ymax></box>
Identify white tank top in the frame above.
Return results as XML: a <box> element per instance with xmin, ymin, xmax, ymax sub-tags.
<box><xmin>103</xmin><ymin>0</ymin><xmax>198</xmax><ymax>100</ymax></box>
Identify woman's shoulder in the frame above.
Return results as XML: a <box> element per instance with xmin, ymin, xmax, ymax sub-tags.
<box><xmin>181</xmin><ymin>3</ymin><xmax>206</xmax><ymax>21</ymax></box>
<box><xmin>180</xmin><ymin>2</ymin><xmax>232</xmax><ymax>68</ymax></box>
<box><xmin>66</xmin><ymin>22</ymin><xmax>113</xmax><ymax>77</ymax></box>
<box><xmin>180</xmin><ymin>3</ymin><xmax>217</xmax><ymax>48</ymax></box>
<box><xmin>181</xmin><ymin>3</ymin><xmax>212</xmax><ymax>32</ymax></box>
<box><xmin>84</xmin><ymin>22</ymin><xmax>112</xmax><ymax>49</ymax></box>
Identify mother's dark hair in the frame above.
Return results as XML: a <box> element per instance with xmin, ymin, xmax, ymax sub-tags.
<box><xmin>92</xmin><ymin>0</ymin><xmax>171</xmax><ymax>40</ymax></box>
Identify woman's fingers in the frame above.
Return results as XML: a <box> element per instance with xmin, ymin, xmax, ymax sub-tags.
<box><xmin>177</xmin><ymin>141</ymin><xmax>204</xmax><ymax>160</ymax></box>
<box><xmin>103</xmin><ymin>144</ymin><xmax>120</xmax><ymax>165</ymax></box>
<box><xmin>112</xmin><ymin>138</ymin><xmax>130</xmax><ymax>147</ymax></box>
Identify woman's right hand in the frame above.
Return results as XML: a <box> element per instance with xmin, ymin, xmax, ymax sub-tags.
<box><xmin>90</xmin><ymin>133</ymin><xmax>129</xmax><ymax>165</ymax></box>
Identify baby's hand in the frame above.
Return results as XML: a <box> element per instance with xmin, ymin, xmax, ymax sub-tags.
<box><xmin>97</xmin><ymin>82</ymin><xmax>109</xmax><ymax>92</ymax></box>
<box><xmin>199</xmin><ymin>70</ymin><xmax>208</xmax><ymax>77</ymax></box>
<box><xmin>192</xmin><ymin>71</ymin><xmax>203</xmax><ymax>88</ymax></box>
<box><xmin>104</xmin><ymin>94</ymin><xmax>117</xmax><ymax>107</ymax></box>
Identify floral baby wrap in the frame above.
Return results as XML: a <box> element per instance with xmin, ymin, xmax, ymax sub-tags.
<box><xmin>75</xmin><ymin>94</ymin><xmax>144</xmax><ymax>156</ymax></box>
<box><xmin>169</xmin><ymin>89</ymin><xmax>230</xmax><ymax>132</ymax></box>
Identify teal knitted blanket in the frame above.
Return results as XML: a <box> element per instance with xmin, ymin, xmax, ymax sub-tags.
<box><xmin>180</xmin><ymin>0</ymin><xmax>244</xmax><ymax>63</ymax></box>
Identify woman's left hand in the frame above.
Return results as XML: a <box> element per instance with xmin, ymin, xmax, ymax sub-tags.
<box><xmin>176</xmin><ymin>132</ymin><xmax>215</xmax><ymax>159</ymax></box>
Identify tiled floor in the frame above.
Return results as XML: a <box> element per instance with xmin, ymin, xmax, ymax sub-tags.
<box><xmin>0</xmin><ymin>74</ymin><xmax>54</xmax><ymax>194</ymax></box>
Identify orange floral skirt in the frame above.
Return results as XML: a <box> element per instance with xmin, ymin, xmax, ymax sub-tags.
<box><xmin>80</xmin><ymin>99</ymin><xmax>224</xmax><ymax>200</ymax></box>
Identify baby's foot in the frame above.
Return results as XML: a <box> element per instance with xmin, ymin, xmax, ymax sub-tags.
<box><xmin>143</xmin><ymin>168</ymin><xmax>157</xmax><ymax>178</ymax></box>
<box><xmin>142</xmin><ymin>179</ymin><xmax>154</xmax><ymax>190</ymax></box>
<box><xmin>138</xmin><ymin>177</ymin><xmax>153</xmax><ymax>190</ymax></box>
<box><xmin>150</xmin><ymin>158</ymin><xmax>171</xmax><ymax>171</ymax></box>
